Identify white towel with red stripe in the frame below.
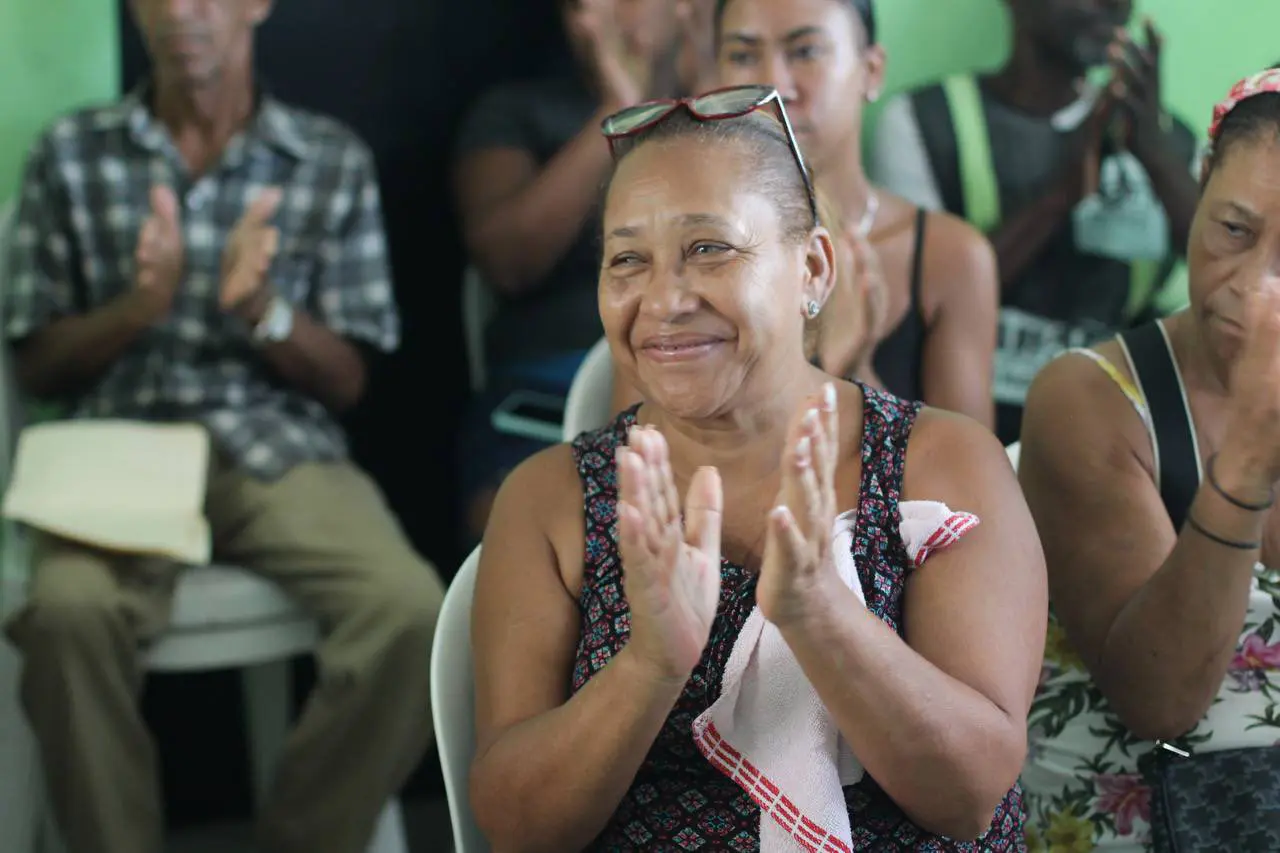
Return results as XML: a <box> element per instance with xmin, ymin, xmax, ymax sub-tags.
<box><xmin>691</xmin><ymin>500</ymin><xmax>979</xmax><ymax>853</ymax></box>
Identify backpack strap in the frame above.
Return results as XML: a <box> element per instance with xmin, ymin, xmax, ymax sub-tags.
<box><xmin>939</xmin><ymin>74</ymin><xmax>1001</xmax><ymax>234</ymax></box>
<box><xmin>1117</xmin><ymin>322</ymin><xmax>1201</xmax><ymax>530</ymax></box>
<box><xmin>938</xmin><ymin>75</ymin><xmax>1179</xmax><ymax>320</ymax></box>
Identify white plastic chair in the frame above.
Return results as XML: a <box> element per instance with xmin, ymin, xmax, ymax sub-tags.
<box><xmin>430</xmin><ymin>546</ymin><xmax>487</xmax><ymax>853</ymax></box>
<box><xmin>0</xmin><ymin>201</ymin><xmax>408</xmax><ymax>853</ymax></box>
<box><xmin>562</xmin><ymin>337</ymin><xmax>614</xmax><ymax>441</ymax></box>
<box><xmin>462</xmin><ymin>267</ymin><xmax>497</xmax><ymax>393</ymax></box>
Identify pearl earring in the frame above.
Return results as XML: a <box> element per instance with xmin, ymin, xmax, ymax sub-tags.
<box><xmin>866</xmin><ymin>89</ymin><xmax>880</xmax><ymax>104</ymax></box>
<box><xmin>806</xmin><ymin>300</ymin><xmax>821</xmax><ymax>319</ymax></box>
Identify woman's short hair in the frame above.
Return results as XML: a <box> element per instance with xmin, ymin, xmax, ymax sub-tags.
<box><xmin>714</xmin><ymin>0</ymin><xmax>877</xmax><ymax>46</ymax></box>
<box><xmin>603</xmin><ymin>109</ymin><xmax>816</xmax><ymax>243</ymax></box>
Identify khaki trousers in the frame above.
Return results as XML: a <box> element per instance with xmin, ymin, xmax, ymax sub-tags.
<box><xmin>4</xmin><ymin>457</ymin><xmax>445</xmax><ymax>853</ymax></box>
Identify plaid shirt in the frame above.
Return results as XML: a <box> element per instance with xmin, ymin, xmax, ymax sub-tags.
<box><xmin>4</xmin><ymin>86</ymin><xmax>400</xmax><ymax>479</ymax></box>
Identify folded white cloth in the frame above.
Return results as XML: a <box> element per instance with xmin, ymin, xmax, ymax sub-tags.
<box><xmin>691</xmin><ymin>500</ymin><xmax>979</xmax><ymax>853</ymax></box>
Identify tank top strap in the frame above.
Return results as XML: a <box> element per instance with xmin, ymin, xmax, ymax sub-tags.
<box><xmin>852</xmin><ymin>382</ymin><xmax>920</xmax><ymax>632</ymax></box>
<box><xmin>910</xmin><ymin>207</ymin><xmax>928</xmax><ymax>310</ymax></box>
<box><xmin>570</xmin><ymin>405</ymin><xmax>637</xmax><ymax>580</ymax></box>
<box><xmin>1065</xmin><ymin>347</ymin><xmax>1149</xmax><ymax>426</ymax></box>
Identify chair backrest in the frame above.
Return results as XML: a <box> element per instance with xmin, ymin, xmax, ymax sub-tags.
<box><xmin>462</xmin><ymin>267</ymin><xmax>497</xmax><ymax>393</ymax></box>
<box><xmin>430</xmin><ymin>546</ymin><xmax>488</xmax><ymax>853</ymax></box>
<box><xmin>1006</xmin><ymin>441</ymin><xmax>1021</xmax><ymax>472</ymax></box>
<box><xmin>562</xmin><ymin>337</ymin><xmax>614</xmax><ymax>441</ymax></box>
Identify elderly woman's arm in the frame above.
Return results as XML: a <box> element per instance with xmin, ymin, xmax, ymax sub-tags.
<box><xmin>469</xmin><ymin>447</ymin><xmax>685</xmax><ymax>853</ymax></box>
<box><xmin>778</xmin><ymin>411</ymin><xmax>1046</xmax><ymax>841</ymax></box>
<box><xmin>1018</xmin><ymin>354</ymin><xmax>1264</xmax><ymax>740</ymax></box>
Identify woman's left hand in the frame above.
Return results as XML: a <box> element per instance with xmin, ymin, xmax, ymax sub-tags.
<box><xmin>757</xmin><ymin>382</ymin><xmax>844</xmax><ymax>629</ymax></box>
<box><xmin>1110</xmin><ymin>19</ymin><xmax>1167</xmax><ymax>160</ymax></box>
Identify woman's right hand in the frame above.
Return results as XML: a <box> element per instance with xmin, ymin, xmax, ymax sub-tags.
<box><xmin>617</xmin><ymin>426</ymin><xmax>723</xmax><ymax>685</ymax></box>
<box><xmin>1220</xmin><ymin>280</ymin><xmax>1280</xmax><ymax>496</ymax></box>
<box><xmin>818</xmin><ymin>225</ymin><xmax>890</xmax><ymax>380</ymax></box>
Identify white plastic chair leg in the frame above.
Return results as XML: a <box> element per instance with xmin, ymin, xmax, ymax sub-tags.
<box><xmin>241</xmin><ymin>659</ymin><xmax>292</xmax><ymax>807</ymax></box>
<box><xmin>367</xmin><ymin>799</ymin><xmax>409</xmax><ymax>853</ymax></box>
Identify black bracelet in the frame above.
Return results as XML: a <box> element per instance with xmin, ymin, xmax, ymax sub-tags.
<box><xmin>1208</xmin><ymin>453</ymin><xmax>1274</xmax><ymax>511</ymax></box>
<box><xmin>1186</xmin><ymin>514</ymin><xmax>1261</xmax><ymax>551</ymax></box>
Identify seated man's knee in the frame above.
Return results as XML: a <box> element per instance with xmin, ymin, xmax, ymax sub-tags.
<box><xmin>353</xmin><ymin>555</ymin><xmax>443</xmax><ymax>651</ymax></box>
<box><xmin>8</xmin><ymin>548</ymin><xmax>125</xmax><ymax>650</ymax></box>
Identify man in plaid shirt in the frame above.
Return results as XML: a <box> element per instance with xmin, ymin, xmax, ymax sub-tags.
<box><xmin>1</xmin><ymin>2</ymin><xmax>444</xmax><ymax>852</ymax></box>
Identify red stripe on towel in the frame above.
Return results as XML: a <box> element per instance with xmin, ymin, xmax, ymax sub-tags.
<box><xmin>914</xmin><ymin>511</ymin><xmax>979</xmax><ymax>567</ymax></box>
<box><xmin>693</xmin><ymin>720</ymin><xmax>854</xmax><ymax>853</ymax></box>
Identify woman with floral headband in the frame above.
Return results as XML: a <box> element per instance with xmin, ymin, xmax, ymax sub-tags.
<box><xmin>1019</xmin><ymin>70</ymin><xmax>1280</xmax><ymax>852</ymax></box>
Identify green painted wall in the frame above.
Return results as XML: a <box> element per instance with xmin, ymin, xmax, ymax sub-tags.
<box><xmin>0</xmin><ymin>1</ymin><xmax>1275</xmax><ymax>207</ymax></box>
<box><xmin>872</xmin><ymin>0</ymin><xmax>1280</xmax><ymax>142</ymax></box>
<box><xmin>0</xmin><ymin>1</ymin><xmax>119</xmax><ymax>204</ymax></box>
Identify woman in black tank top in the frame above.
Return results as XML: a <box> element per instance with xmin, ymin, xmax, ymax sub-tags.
<box><xmin>719</xmin><ymin>0</ymin><xmax>999</xmax><ymax>429</ymax></box>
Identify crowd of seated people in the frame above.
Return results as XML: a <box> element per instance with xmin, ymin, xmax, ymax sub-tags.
<box><xmin>461</xmin><ymin>0</ymin><xmax>1280</xmax><ymax>851</ymax></box>
<box><xmin>468</xmin><ymin>64</ymin><xmax>1280</xmax><ymax>852</ymax></box>
<box><xmin>4</xmin><ymin>0</ymin><xmax>1280</xmax><ymax>850</ymax></box>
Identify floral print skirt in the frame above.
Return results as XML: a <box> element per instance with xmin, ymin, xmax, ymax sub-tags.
<box><xmin>1022</xmin><ymin>566</ymin><xmax>1280</xmax><ymax>852</ymax></box>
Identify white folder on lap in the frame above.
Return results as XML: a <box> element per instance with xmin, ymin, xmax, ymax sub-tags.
<box><xmin>1</xmin><ymin>420</ymin><xmax>211</xmax><ymax>565</ymax></box>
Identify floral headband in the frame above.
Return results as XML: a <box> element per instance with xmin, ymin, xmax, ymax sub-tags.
<box><xmin>1209</xmin><ymin>68</ymin><xmax>1280</xmax><ymax>142</ymax></box>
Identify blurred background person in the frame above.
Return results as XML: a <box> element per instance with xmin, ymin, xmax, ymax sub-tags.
<box><xmin>452</xmin><ymin>0</ymin><xmax>684</xmax><ymax>543</ymax></box>
<box><xmin>715</xmin><ymin>0</ymin><xmax>999</xmax><ymax>429</ymax></box>
<box><xmin>870</xmin><ymin>0</ymin><xmax>1200</xmax><ymax>445</ymax></box>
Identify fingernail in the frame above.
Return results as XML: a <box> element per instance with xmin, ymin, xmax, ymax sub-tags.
<box><xmin>822</xmin><ymin>382</ymin><xmax>836</xmax><ymax>411</ymax></box>
<box><xmin>770</xmin><ymin>505</ymin><xmax>790</xmax><ymax>526</ymax></box>
<box><xmin>796</xmin><ymin>436</ymin><xmax>810</xmax><ymax>459</ymax></box>
<box><xmin>803</xmin><ymin>408</ymin><xmax>818</xmax><ymax>428</ymax></box>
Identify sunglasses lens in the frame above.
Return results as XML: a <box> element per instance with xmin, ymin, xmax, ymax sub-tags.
<box><xmin>603</xmin><ymin>102</ymin><xmax>676</xmax><ymax>135</ymax></box>
<box><xmin>692</xmin><ymin>85</ymin><xmax>773</xmax><ymax>117</ymax></box>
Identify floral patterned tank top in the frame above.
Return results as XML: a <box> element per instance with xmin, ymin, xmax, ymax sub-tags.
<box><xmin>568</xmin><ymin>384</ymin><xmax>1026</xmax><ymax>851</ymax></box>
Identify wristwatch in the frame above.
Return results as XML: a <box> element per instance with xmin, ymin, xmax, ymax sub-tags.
<box><xmin>252</xmin><ymin>294</ymin><xmax>295</xmax><ymax>344</ymax></box>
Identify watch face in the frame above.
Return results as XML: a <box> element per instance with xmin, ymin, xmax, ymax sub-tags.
<box><xmin>257</xmin><ymin>296</ymin><xmax>294</xmax><ymax>342</ymax></box>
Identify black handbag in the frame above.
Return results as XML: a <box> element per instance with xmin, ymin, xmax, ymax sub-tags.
<box><xmin>1123</xmin><ymin>324</ymin><xmax>1280</xmax><ymax>852</ymax></box>
<box><xmin>1139</xmin><ymin>741</ymin><xmax>1280</xmax><ymax>853</ymax></box>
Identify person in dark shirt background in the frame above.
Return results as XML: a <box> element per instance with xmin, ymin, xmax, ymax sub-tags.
<box><xmin>452</xmin><ymin>0</ymin><xmax>688</xmax><ymax>542</ymax></box>
<box><xmin>870</xmin><ymin>0</ymin><xmax>1199</xmax><ymax>444</ymax></box>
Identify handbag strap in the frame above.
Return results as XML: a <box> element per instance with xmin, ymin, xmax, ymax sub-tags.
<box><xmin>940</xmin><ymin>74</ymin><xmax>1002</xmax><ymax>234</ymax></box>
<box><xmin>1118</xmin><ymin>322</ymin><xmax>1201</xmax><ymax>530</ymax></box>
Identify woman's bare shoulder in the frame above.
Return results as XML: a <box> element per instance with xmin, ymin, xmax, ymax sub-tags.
<box><xmin>484</xmin><ymin>441</ymin><xmax>589</xmax><ymax>596</ymax></box>
<box><xmin>919</xmin><ymin>211</ymin><xmax>998</xmax><ymax>303</ymax></box>
<box><xmin>904</xmin><ymin>406</ymin><xmax>1007</xmax><ymax>483</ymax></box>
<box><xmin>1022</xmin><ymin>343</ymin><xmax>1155</xmax><ymax>484</ymax></box>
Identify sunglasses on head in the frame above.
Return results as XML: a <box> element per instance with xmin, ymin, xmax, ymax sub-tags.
<box><xmin>600</xmin><ymin>85</ymin><xmax>819</xmax><ymax>225</ymax></box>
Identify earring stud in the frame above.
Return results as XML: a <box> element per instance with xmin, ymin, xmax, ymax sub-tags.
<box><xmin>806</xmin><ymin>300</ymin><xmax>821</xmax><ymax>319</ymax></box>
